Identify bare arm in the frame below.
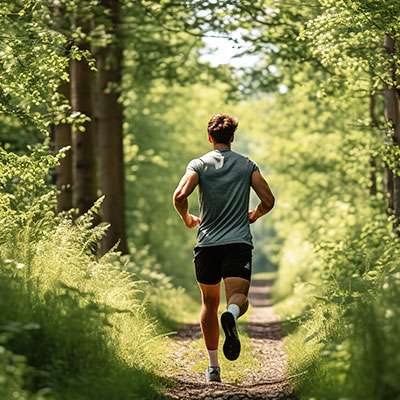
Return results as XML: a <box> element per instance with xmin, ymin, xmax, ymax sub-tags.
<box><xmin>173</xmin><ymin>170</ymin><xmax>201</xmax><ymax>228</ymax></box>
<box><xmin>249</xmin><ymin>170</ymin><xmax>275</xmax><ymax>223</ymax></box>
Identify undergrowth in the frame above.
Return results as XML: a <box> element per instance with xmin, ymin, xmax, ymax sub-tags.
<box><xmin>273</xmin><ymin>202</ymin><xmax>400</xmax><ymax>400</ymax></box>
<box><xmin>0</xmin><ymin>145</ymin><xmax>195</xmax><ymax>399</ymax></box>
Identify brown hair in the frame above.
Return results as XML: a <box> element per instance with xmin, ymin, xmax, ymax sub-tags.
<box><xmin>207</xmin><ymin>114</ymin><xmax>238</xmax><ymax>144</ymax></box>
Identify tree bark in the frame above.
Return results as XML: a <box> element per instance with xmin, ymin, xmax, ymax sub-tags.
<box><xmin>70</xmin><ymin>21</ymin><xmax>97</xmax><ymax>215</ymax></box>
<box><xmin>55</xmin><ymin>77</ymin><xmax>73</xmax><ymax>212</ymax></box>
<box><xmin>97</xmin><ymin>0</ymin><xmax>128</xmax><ymax>254</ymax></box>
<box><xmin>383</xmin><ymin>34</ymin><xmax>400</xmax><ymax>225</ymax></box>
<box><xmin>369</xmin><ymin>95</ymin><xmax>377</xmax><ymax>196</ymax></box>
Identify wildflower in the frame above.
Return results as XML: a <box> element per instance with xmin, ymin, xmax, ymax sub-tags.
<box><xmin>16</xmin><ymin>263</ymin><xmax>25</xmax><ymax>269</ymax></box>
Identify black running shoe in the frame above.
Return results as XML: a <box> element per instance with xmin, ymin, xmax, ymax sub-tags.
<box><xmin>221</xmin><ymin>311</ymin><xmax>241</xmax><ymax>361</ymax></box>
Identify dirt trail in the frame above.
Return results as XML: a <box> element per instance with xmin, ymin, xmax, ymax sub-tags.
<box><xmin>165</xmin><ymin>279</ymin><xmax>297</xmax><ymax>400</ymax></box>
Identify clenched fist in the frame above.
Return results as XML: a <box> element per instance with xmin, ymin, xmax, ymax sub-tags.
<box><xmin>249</xmin><ymin>209</ymin><xmax>258</xmax><ymax>224</ymax></box>
<box><xmin>184</xmin><ymin>214</ymin><xmax>201</xmax><ymax>228</ymax></box>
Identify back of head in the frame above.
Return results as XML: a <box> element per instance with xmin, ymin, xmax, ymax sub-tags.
<box><xmin>207</xmin><ymin>114</ymin><xmax>238</xmax><ymax>144</ymax></box>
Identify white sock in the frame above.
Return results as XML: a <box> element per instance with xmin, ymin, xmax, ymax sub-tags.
<box><xmin>227</xmin><ymin>304</ymin><xmax>240</xmax><ymax>321</ymax></box>
<box><xmin>207</xmin><ymin>349</ymin><xmax>219</xmax><ymax>367</ymax></box>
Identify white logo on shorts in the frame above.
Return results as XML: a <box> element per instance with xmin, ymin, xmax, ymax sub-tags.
<box><xmin>244</xmin><ymin>262</ymin><xmax>251</xmax><ymax>270</ymax></box>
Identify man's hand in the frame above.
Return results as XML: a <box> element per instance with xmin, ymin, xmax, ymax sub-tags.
<box><xmin>249</xmin><ymin>170</ymin><xmax>275</xmax><ymax>222</ymax></box>
<box><xmin>249</xmin><ymin>209</ymin><xmax>258</xmax><ymax>224</ymax></box>
<box><xmin>183</xmin><ymin>214</ymin><xmax>201</xmax><ymax>228</ymax></box>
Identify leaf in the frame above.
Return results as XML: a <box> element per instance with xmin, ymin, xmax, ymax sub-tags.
<box><xmin>313</xmin><ymin>295</ymin><xmax>331</xmax><ymax>303</ymax></box>
<box><xmin>304</xmin><ymin>332</ymin><xmax>317</xmax><ymax>343</ymax></box>
<box><xmin>331</xmin><ymin>295</ymin><xmax>343</xmax><ymax>304</ymax></box>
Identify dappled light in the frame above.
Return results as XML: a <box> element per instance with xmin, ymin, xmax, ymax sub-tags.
<box><xmin>1</xmin><ymin>1</ymin><xmax>400</xmax><ymax>399</ymax></box>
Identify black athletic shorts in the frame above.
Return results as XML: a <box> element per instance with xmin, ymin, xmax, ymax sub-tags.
<box><xmin>193</xmin><ymin>243</ymin><xmax>252</xmax><ymax>285</ymax></box>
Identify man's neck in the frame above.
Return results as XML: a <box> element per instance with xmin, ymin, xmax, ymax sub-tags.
<box><xmin>212</xmin><ymin>143</ymin><xmax>231</xmax><ymax>150</ymax></box>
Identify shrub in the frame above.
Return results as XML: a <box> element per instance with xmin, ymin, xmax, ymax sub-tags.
<box><xmin>0</xmin><ymin>145</ymin><xmax>188</xmax><ymax>399</ymax></box>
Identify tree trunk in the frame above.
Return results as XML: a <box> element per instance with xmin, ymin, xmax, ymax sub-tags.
<box><xmin>369</xmin><ymin>95</ymin><xmax>377</xmax><ymax>196</ymax></box>
<box><xmin>97</xmin><ymin>0</ymin><xmax>128</xmax><ymax>254</ymax></box>
<box><xmin>55</xmin><ymin>77</ymin><xmax>73</xmax><ymax>212</ymax></box>
<box><xmin>383</xmin><ymin>34</ymin><xmax>400</xmax><ymax>226</ymax></box>
<box><xmin>70</xmin><ymin>21</ymin><xmax>97</xmax><ymax>215</ymax></box>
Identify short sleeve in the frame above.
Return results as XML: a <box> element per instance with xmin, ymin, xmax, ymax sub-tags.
<box><xmin>186</xmin><ymin>158</ymin><xmax>203</xmax><ymax>176</ymax></box>
<box><xmin>249</xmin><ymin>158</ymin><xmax>260</xmax><ymax>173</ymax></box>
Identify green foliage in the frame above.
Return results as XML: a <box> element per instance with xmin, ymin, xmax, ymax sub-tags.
<box><xmin>276</xmin><ymin>208</ymin><xmax>400</xmax><ymax>399</ymax></box>
<box><xmin>4</xmin><ymin>0</ymin><xmax>400</xmax><ymax>398</ymax></box>
<box><xmin>0</xmin><ymin>0</ymin><xmax>99</xmax><ymax>146</ymax></box>
<box><xmin>0</xmin><ymin>1</ymin><xmax>69</xmax><ymax>132</ymax></box>
<box><xmin>252</xmin><ymin>1</ymin><xmax>400</xmax><ymax>396</ymax></box>
<box><xmin>0</xmin><ymin>329</ymin><xmax>43</xmax><ymax>400</ymax></box>
<box><xmin>0</xmin><ymin>145</ymin><xmax>194</xmax><ymax>398</ymax></box>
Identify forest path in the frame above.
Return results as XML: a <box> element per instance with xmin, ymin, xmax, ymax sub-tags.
<box><xmin>164</xmin><ymin>279</ymin><xmax>297</xmax><ymax>400</ymax></box>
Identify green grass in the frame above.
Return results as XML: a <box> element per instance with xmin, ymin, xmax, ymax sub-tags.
<box><xmin>0</xmin><ymin>146</ymin><xmax>196</xmax><ymax>400</ymax></box>
<box><xmin>0</xmin><ymin>217</ymin><xmax>176</xmax><ymax>399</ymax></box>
<box><xmin>271</xmin><ymin>204</ymin><xmax>400</xmax><ymax>400</ymax></box>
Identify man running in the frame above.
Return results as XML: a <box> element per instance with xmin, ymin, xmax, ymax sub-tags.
<box><xmin>173</xmin><ymin>114</ymin><xmax>275</xmax><ymax>383</ymax></box>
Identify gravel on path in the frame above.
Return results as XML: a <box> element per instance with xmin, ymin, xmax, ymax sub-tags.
<box><xmin>164</xmin><ymin>279</ymin><xmax>298</xmax><ymax>400</ymax></box>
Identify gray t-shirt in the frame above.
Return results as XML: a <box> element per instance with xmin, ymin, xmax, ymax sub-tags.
<box><xmin>187</xmin><ymin>149</ymin><xmax>259</xmax><ymax>248</ymax></box>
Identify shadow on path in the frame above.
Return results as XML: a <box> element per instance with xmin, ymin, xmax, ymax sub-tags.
<box><xmin>245</xmin><ymin>321</ymin><xmax>283</xmax><ymax>341</ymax></box>
<box><xmin>165</xmin><ymin>278</ymin><xmax>298</xmax><ymax>400</ymax></box>
<box><xmin>248</xmin><ymin>279</ymin><xmax>274</xmax><ymax>307</ymax></box>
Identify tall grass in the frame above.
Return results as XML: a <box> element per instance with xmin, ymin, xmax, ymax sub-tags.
<box><xmin>0</xmin><ymin>145</ymin><xmax>195</xmax><ymax>399</ymax></box>
<box><xmin>273</xmin><ymin>201</ymin><xmax>400</xmax><ymax>399</ymax></box>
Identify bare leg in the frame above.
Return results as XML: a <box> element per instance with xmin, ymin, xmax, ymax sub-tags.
<box><xmin>224</xmin><ymin>277</ymin><xmax>250</xmax><ymax>318</ymax></box>
<box><xmin>198</xmin><ymin>282</ymin><xmax>221</xmax><ymax>350</ymax></box>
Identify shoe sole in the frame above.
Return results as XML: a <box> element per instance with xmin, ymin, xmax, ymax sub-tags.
<box><xmin>221</xmin><ymin>311</ymin><xmax>240</xmax><ymax>361</ymax></box>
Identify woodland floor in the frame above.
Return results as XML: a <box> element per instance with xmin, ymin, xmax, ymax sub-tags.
<box><xmin>164</xmin><ymin>279</ymin><xmax>298</xmax><ymax>400</ymax></box>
